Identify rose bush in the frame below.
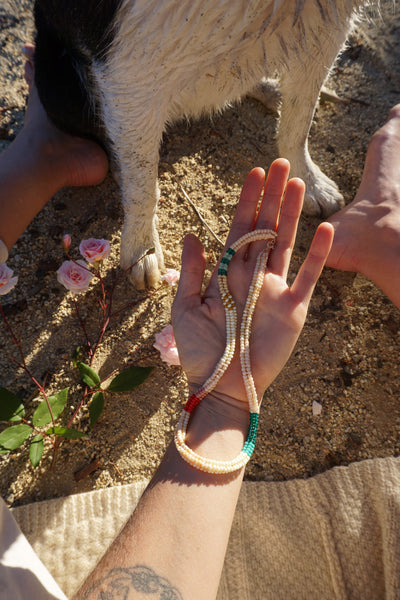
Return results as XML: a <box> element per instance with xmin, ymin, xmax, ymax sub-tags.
<box><xmin>57</xmin><ymin>260</ymin><xmax>93</xmax><ymax>293</ymax></box>
<box><xmin>79</xmin><ymin>238</ymin><xmax>111</xmax><ymax>263</ymax></box>
<box><xmin>154</xmin><ymin>324</ymin><xmax>180</xmax><ymax>366</ymax></box>
<box><xmin>0</xmin><ymin>263</ymin><xmax>18</xmax><ymax>296</ymax></box>
<box><xmin>0</xmin><ymin>235</ymin><xmax>158</xmax><ymax>469</ymax></box>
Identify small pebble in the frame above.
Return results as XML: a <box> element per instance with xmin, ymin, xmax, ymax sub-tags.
<box><xmin>312</xmin><ymin>401</ymin><xmax>322</xmax><ymax>416</ymax></box>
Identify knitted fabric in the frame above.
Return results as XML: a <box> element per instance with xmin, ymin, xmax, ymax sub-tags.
<box><xmin>11</xmin><ymin>457</ymin><xmax>400</xmax><ymax>599</ymax></box>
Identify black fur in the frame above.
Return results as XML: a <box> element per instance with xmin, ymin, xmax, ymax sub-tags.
<box><xmin>33</xmin><ymin>0</ymin><xmax>122</xmax><ymax>145</ymax></box>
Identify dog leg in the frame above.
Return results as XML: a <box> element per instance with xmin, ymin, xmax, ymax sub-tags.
<box><xmin>93</xmin><ymin>66</ymin><xmax>167</xmax><ymax>288</ymax></box>
<box><xmin>277</xmin><ymin>20</ymin><xmax>351</xmax><ymax>216</ymax></box>
<box><xmin>102</xmin><ymin>117</ymin><xmax>164</xmax><ymax>288</ymax></box>
<box><xmin>117</xmin><ymin>149</ymin><xmax>164</xmax><ymax>289</ymax></box>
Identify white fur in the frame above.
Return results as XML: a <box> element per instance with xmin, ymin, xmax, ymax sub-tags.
<box><xmin>92</xmin><ymin>0</ymin><xmax>370</xmax><ymax>287</ymax></box>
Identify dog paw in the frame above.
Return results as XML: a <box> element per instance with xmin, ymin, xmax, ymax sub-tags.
<box><xmin>291</xmin><ymin>160</ymin><xmax>344</xmax><ymax>217</ymax></box>
<box><xmin>120</xmin><ymin>239</ymin><xmax>165</xmax><ymax>289</ymax></box>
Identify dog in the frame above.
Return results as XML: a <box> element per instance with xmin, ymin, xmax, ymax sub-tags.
<box><xmin>33</xmin><ymin>0</ymin><xmax>370</xmax><ymax>288</ymax></box>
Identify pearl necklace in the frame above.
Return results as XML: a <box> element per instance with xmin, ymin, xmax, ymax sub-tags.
<box><xmin>174</xmin><ymin>229</ymin><xmax>277</xmax><ymax>474</ymax></box>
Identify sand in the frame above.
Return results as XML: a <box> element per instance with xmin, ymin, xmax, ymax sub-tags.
<box><xmin>0</xmin><ymin>0</ymin><xmax>399</xmax><ymax>507</ymax></box>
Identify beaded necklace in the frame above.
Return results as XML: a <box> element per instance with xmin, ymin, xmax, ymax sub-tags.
<box><xmin>174</xmin><ymin>229</ymin><xmax>277</xmax><ymax>474</ymax></box>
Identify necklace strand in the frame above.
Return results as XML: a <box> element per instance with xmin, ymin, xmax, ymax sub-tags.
<box><xmin>174</xmin><ymin>229</ymin><xmax>277</xmax><ymax>473</ymax></box>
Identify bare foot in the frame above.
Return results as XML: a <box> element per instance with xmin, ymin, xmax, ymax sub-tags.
<box><xmin>0</xmin><ymin>45</ymin><xmax>109</xmax><ymax>252</ymax></box>
<box><xmin>22</xmin><ymin>43</ymin><xmax>108</xmax><ymax>188</ymax></box>
<box><xmin>326</xmin><ymin>104</ymin><xmax>400</xmax><ymax>309</ymax></box>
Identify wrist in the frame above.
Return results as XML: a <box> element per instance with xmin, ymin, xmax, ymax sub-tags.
<box><xmin>187</xmin><ymin>387</ymin><xmax>249</xmax><ymax>424</ymax></box>
<box><xmin>187</xmin><ymin>384</ymin><xmax>249</xmax><ymax>419</ymax></box>
<box><xmin>184</xmin><ymin>391</ymin><xmax>249</xmax><ymax>464</ymax></box>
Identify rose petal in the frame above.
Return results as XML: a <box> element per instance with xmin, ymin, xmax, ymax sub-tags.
<box><xmin>79</xmin><ymin>238</ymin><xmax>111</xmax><ymax>263</ymax></box>
<box><xmin>161</xmin><ymin>269</ymin><xmax>180</xmax><ymax>286</ymax></box>
<box><xmin>57</xmin><ymin>260</ymin><xmax>93</xmax><ymax>294</ymax></box>
<box><xmin>0</xmin><ymin>263</ymin><xmax>18</xmax><ymax>296</ymax></box>
<box><xmin>154</xmin><ymin>324</ymin><xmax>181</xmax><ymax>366</ymax></box>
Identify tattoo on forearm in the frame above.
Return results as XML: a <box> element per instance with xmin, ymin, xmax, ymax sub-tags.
<box><xmin>81</xmin><ymin>565</ymin><xmax>184</xmax><ymax>599</ymax></box>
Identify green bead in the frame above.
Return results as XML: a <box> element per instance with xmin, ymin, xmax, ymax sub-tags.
<box><xmin>241</xmin><ymin>413</ymin><xmax>259</xmax><ymax>457</ymax></box>
<box><xmin>243</xmin><ymin>441</ymin><xmax>256</xmax><ymax>457</ymax></box>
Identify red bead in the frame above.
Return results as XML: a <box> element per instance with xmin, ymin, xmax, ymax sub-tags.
<box><xmin>184</xmin><ymin>393</ymin><xmax>201</xmax><ymax>413</ymax></box>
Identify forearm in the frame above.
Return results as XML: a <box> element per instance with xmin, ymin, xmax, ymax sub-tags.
<box><xmin>73</xmin><ymin>393</ymin><xmax>248</xmax><ymax>600</ymax></box>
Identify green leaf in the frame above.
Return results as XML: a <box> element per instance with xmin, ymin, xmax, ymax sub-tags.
<box><xmin>0</xmin><ymin>387</ymin><xmax>25</xmax><ymax>422</ymax></box>
<box><xmin>0</xmin><ymin>448</ymin><xmax>10</xmax><ymax>455</ymax></box>
<box><xmin>72</xmin><ymin>346</ymin><xmax>86</xmax><ymax>367</ymax></box>
<box><xmin>0</xmin><ymin>424</ymin><xmax>32</xmax><ymax>450</ymax></box>
<box><xmin>89</xmin><ymin>392</ymin><xmax>104</xmax><ymax>428</ymax></box>
<box><xmin>29</xmin><ymin>434</ymin><xmax>44</xmax><ymax>468</ymax></box>
<box><xmin>32</xmin><ymin>388</ymin><xmax>69</xmax><ymax>427</ymax></box>
<box><xmin>77</xmin><ymin>362</ymin><xmax>100</xmax><ymax>388</ymax></box>
<box><xmin>108</xmin><ymin>366</ymin><xmax>153</xmax><ymax>393</ymax></box>
<box><xmin>45</xmin><ymin>426</ymin><xmax>87</xmax><ymax>439</ymax></box>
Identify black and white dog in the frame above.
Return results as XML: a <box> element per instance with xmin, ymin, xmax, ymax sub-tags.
<box><xmin>34</xmin><ymin>0</ymin><xmax>369</xmax><ymax>287</ymax></box>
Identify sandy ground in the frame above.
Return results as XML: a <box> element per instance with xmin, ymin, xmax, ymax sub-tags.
<box><xmin>0</xmin><ymin>1</ymin><xmax>399</xmax><ymax>507</ymax></box>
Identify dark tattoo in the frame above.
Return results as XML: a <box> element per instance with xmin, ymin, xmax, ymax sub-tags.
<box><xmin>81</xmin><ymin>565</ymin><xmax>184</xmax><ymax>599</ymax></box>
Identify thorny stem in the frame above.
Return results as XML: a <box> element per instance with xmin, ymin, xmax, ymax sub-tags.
<box><xmin>66</xmin><ymin>386</ymin><xmax>89</xmax><ymax>430</ymax></box>
<box><xmin>0</xmin><ymin>304</ymin><xmax>29</xmax><ymax>369</ymax></box>
<box><xmin>72</xmin><ymin>294</ymin><xmax>93</xmax><ymax>360</ymax></box>
<box><xmin>0</xmin><ymin>304</ymin><xmax>56</xmax><ymax>429</ymax></box>
<box><xmin>41</xmin><ymin>430</ymin><xmax>56</xmax><ymax>449</ymax></box>
<box><xmin>52</xmin><ymin>384</ymin><xmax>91</xmax><ymax>465</ymax></box>
<box><xmin>90</xmin><ymin>266</ymin><xmax>111</xmax><ymax>366</ymax></box>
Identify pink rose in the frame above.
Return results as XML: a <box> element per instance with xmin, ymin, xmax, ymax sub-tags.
<box><xmin>57</xmin><ymin>260</ymin><xmax>92</xmax><ymax>293</ymax></box>
<box><xmin>79</xmin><ymin>238</ymin><xmax>111</xmax><ymax>263</ymax></box>
<box><xmin>0</xmin><ymin>263</ymin><xmax>18</xmax><ymax>296</ymax></box>
<box><xmin>161</xmin><ymin>268</ymin><xmax>180</xmax><ymax>286</ymax></box>
<box><xmin>63</xmin><ymin>234</ymin><xmax>71</xmax><ymax>250</ymax></box>
<box><xmin>154</xmin><ymin>324</ymin><xmax>181</xmax><ymax>366</ymax></box>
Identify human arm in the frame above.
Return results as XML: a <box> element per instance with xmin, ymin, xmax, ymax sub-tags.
<box><xmin>326</xmin><ymin>104</ymin><xmax>400</xmax><ymax>309</ymax></box>
<box><xmin>73</xmin><ymin>159</ymin><xmax>334</xmax><ymax>600</ymax></box>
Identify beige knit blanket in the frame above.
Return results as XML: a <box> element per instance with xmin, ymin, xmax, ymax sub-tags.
<box><xmin>12</xmin><ymin>456</ymin><xmax>400</xmax><ymax>599</ymax></box>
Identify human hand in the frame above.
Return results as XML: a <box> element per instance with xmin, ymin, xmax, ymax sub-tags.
<box><xmin>172</xmin><ymin>159</ymin><xmax>334</xmax><ymax>408</ymax></box>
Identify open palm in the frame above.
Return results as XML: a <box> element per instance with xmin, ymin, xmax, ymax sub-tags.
<box><xmin>172</xmin><ymin>160</ymin><xmax>333</xmax><ymax>407</ymax></box>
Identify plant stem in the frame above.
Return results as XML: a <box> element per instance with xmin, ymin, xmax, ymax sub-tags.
<box><xmin>90</xmin><ymin>266</ymin><xmax>111</xmax><ymax>366</ymax></box>
<box><xmin>0</xmin><ymin>305</ymin><xmax>56</xmax><ymax>428</ymax></box>
<box><xmin>72</xmin><ymin>294</ymin><xmax>93</xmax><ymax>360</ymax></box>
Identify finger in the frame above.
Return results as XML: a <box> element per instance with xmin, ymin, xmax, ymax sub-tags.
<box><xmin>173</xmin><ymin>234</ymin><xmax>206</xmax><ymax>310</ymax></box>
<box><xmin>290</xmin><ymin>222</ymin><xmax>334</xmax><ymax>305</ymax></box>
<box><xmin>248</xmin><ymin>158</ymin><xmax>291</xmax><ymax>260</ymax></box>
<box><xmin>223</xmin><ymin>167</ymin><xmax>266</xmax><ymax>252</ymax></box>
<box><xmin>268</xmin><ymin>177</ymin><xmax>305</xmax><ymax>278</ymax></box>
<box><xmin>207</xmin><ymin>168</ymin><xmax>265</xmax><ymax>292</ymax></box>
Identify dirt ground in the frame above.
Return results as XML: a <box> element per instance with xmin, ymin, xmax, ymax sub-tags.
<box><xmin>0</xmin><ymin>1</ymin><xmax>399</xmax><ymax>507</ymax></box>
